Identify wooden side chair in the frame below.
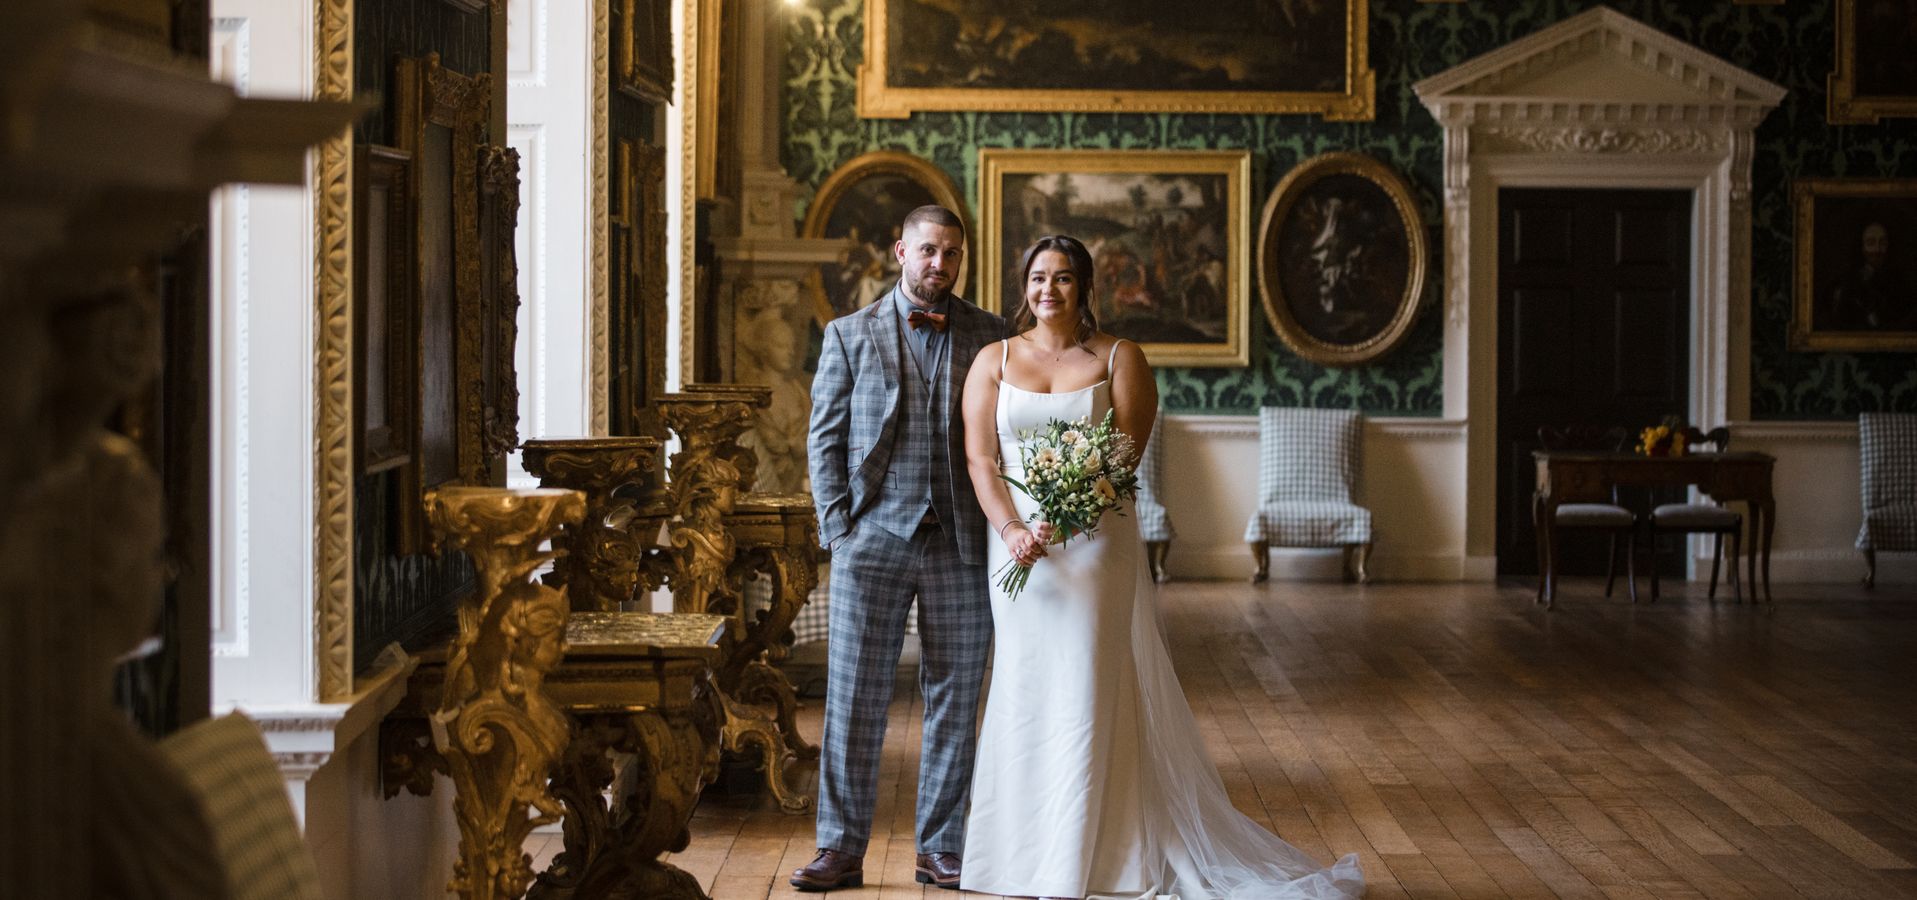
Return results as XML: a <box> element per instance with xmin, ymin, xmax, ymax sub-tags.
<box><xmin>1244</xmin><ymin>408</ymin><xmax>1372</xmax><ymax>584</ymax></box>
<box><xmin>1647</xmin><ymin>426</ymin><xmax>1742</xmax><ymax>602</ymax></box>
<box><xmin>1859</xmin><ymin>411</ymin><xmax>1917</xmax><ymax>589</ymax></box>
<box><xmin>1135</xmin><ymin>408</ymin><xmax>1175</xmax><ymax>583</ymax></box>
<box><xmin>1537</xmin><ymin>426</ymin><xmax>1639</xmax><ymax>602</ymax></box>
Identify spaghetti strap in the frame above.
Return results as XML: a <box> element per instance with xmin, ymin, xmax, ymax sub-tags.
<box><xmin>998</xmin><ymin>339</ymin><xmax>1010</xmax><ymax>383</ymax></box>
<box><xmin>1106</xmin><ymin>339</ymin><xmax>1127</xmax><ymax>380</ymax></box>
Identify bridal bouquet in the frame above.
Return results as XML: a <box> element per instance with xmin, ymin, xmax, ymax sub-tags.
<box><xmin>996</xmin><ymin>410</ymin><xmax>1141</xmax><ymax>600</ymax></box>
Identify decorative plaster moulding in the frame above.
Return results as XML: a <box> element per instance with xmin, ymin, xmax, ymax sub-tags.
<box><xmin>1411</xmin><ymin>4</ymin><xmax>1784</xmax><ymax>577</ymax></box>
<box><xmin>1412</xmin><ymin>6</ymin><xmax>1785</xmax><ymax>128</ymax></box>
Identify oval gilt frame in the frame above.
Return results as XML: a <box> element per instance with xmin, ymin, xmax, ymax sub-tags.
<box><xmin>803</xmin><ymin>151</ymin><xmax>971</xmax><ymax>301</ymax></box>
<box><xmin>1256</xmin><ymin>152</ymin><xmax>1426</xmax><ymax>367</ymax></box>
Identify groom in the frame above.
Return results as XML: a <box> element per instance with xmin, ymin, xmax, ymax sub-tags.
<box><xmin>797</xmin><ymin>205</ymin><xmax>1006</xmax><ymax>891</ymax></box>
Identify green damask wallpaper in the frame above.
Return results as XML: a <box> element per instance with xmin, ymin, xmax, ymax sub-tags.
<box><xmin>782</xmin><ymin>0</ymin><xmax>1917</xmax><ymax>418</ymax></box>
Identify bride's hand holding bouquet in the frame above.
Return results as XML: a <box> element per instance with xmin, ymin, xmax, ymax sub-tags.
<box><xmin>995</xmin><ymin>409</ymin><xmax>1140</xmax><ymax>600</ymax></box>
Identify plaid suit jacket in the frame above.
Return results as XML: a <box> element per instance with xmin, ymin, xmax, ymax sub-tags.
<box><xmin>808</xmin><ymin>286</ymin><xmax>1008</xmax><ymax>565</ymax></box>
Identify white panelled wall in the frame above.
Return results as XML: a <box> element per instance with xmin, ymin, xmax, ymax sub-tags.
<box><xmin>1156</xmin><ymin>415</ymin><xmax>1902</xmax><ymax>585</ymax></box>
<box><xmin>507</xmin><ymin>0</ymin><xmax>597</xmax><ymax>484</ymax></box>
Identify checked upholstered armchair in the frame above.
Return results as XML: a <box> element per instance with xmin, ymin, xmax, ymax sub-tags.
<box><xmin>1859</xmin><ymin>412</ymin><xmax>1917</xmax><ymax>588</ymax></box>
<box><xmin>1244</xmin><ymin>407</ymin><xmax>1373</xmax><ymax>584</ymax></box>
<box><xmin>1135</xmin><ymin>408</ymin><xmax>1175</xmax><ymax>583</ymax></box>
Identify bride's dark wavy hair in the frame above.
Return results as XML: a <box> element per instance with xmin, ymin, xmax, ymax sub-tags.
<box><xmin>1013</xmin><ymin>234</ymin><xmax>1099</xmax><ymax>351</ymax></box>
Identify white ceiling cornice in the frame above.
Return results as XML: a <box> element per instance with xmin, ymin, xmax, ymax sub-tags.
<box><xmin>1413</xmin><ymin>6</ymin><xmax>1785</xmax><ymax>119</ymax></box>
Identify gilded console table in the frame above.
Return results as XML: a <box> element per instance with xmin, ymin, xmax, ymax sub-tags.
<box><xmin>421</xmin><ymin>486</ymin><xmax>587</xmax><ymax>900</ymax></box>
<box><xmin>655</xmin><ymin>385</ymin><xmax>770</xmax><ymax>617</ymax></box>
<box><xmin>384</xmin><ymin>611</ymin><xmax>728</xmax><ymax>900</ymax></box>
<box><xmin>521</xmin><ymin>437</ymin><xmax>673</xmax><ymax>610</ymax></box>
<box><xmin>1532</xmin><ymin>451</ymin><xmax>1776</xmax><ymax>608</ymax></box>
<box><xmin>718</xmin><ymin>492</ymin><xmax>822</xmax><ymax>813</ymax></box>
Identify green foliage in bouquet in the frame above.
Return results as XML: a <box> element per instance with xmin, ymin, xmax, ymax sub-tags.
<box><xmin>996</xmin><ymin>409</ymin><xmax>1141</xmax><ymax>600</ymax></box>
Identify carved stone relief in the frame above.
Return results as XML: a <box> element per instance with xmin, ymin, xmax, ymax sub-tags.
<box><xmin>732</xmin><ymin>279</ymin><xmax>811</xmax><ymax>494</ymax></box>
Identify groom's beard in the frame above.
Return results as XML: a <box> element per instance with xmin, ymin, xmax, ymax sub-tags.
<box><xmin>904</xmin><ymin>269</ymin><xmax>954</xmax><ymax>306</ymax></box>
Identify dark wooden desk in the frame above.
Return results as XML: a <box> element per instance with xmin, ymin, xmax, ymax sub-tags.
<box><xmin>1532</xmin><ymin>451</ymin><xmax>1776</xmax><ymax>607</ymax></box>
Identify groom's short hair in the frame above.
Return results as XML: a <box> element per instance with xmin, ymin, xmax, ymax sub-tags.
<box><xmin>902</xmin><ymin>204</ymin><xmax>965</xmax><ymax>242</ymax></box>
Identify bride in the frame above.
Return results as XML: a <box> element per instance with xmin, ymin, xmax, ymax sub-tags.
<box><xmin>957</xmin><ymin>235</ymin><xmax>1366</xmax><ymax>899</ymax></box>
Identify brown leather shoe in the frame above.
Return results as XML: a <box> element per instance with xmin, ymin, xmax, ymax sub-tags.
<box><xmin>791</xmin><ymin>848</ymin><xmax>863</xmax><ymax>891</ymax></box>
<box><xmin>914</xmin><ymin>851</ymin><xmax>961</xmax><ymax>889</ymax></box>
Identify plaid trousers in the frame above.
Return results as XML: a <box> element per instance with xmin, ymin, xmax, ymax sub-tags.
<box><xmin>815</xmin><ymin>520</ymin><xmax>991</xmax><ymax>856</ymax></box>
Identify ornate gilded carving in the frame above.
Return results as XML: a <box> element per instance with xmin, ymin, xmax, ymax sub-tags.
<box><xmin>719</xmin><ymin>493</ymin><xmax>822</xmax><ymax>813</ymax></box>
<box><xmin>656</xmin><ymin>387</ymin><xmax>769</xmax><ymax>616</ymax></box>
<box><xmin>610</xmin><ymin>138</ymin><xmax>671</xmax><ymax>439</ymax></box>
<box><xmin>384</xmin><ymin>612</ymin><xmax>729</xmax><ymax>900</ymax></box>
<box><xmin>395</xmin><ymin>54</ymin><xmax>495</xmax><ymax>553</ymax></box>
<box><xmin>423</xmin><ymin>486</ymin><xmax>586</xmax><ymax>900</ymax></box>
<box><xmin>522</xmin><ymin>437</ymin><xmax>666</xmax><ymax>611</ymax></box>
<box><xmin>315</xmin><ymin>0</ymin><xmax>356</xmax><ymax>702</ymax></box>
<box><xmin>379</xmin><ymin>717</ymin><xmax>445</xmax><ymax>799</ymax></box>
<box><xmin>590</xmin><ymin>0</ymin><xmax>611</xmax><ymax>436</ymax></box>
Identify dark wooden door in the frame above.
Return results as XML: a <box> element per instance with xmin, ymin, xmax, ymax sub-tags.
<box><xmin>1498</xmin><ymin>188</ymin><xmax>1691</xmax><ymax>576</ymax></box>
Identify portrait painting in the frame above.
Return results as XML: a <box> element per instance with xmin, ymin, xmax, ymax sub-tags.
<box><xmin>1828</xmin><ymin>0</ymin><xmax>1917</xmax><ymax>122</ymax></box>
<box><xmin>1792</xmin><ymin>178</ymin><xmax>1917</xmax><ymax>351</ymax></box>
<box><xmin>802</xmin><ymin>151</ymin><xmax>969</xmax><ymax>324</ymax></box>
<box><xmin>1256</xmin><ymin>152</ymin><xmax>1426</xmax><ymax>367</ymax></box>
<box><xmin>978</xmin><ymin>149</ymin><xmax>1251</xmax><ymax>368</ymax></box>
<box><xmin>859</xmin><ymin>0</ymin><xmax>1372</xmax><ymax>119</ymax></box>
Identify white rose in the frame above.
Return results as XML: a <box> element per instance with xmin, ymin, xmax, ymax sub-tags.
<box><xmin>1083</xmin><ymin>448</ymin><xmax>1102</xmax><ymax>473</ymax></box>
<box><xmin>1061</xmin><ymin>429</ymin><xmax>1084</xmax><ymax>446</ymax></box>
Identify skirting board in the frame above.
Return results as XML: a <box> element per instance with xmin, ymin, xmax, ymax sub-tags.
<box><xmin>1167</xmin><ymin>546</ymin><xmax>1478</xmax><ymax>583</ymax></box>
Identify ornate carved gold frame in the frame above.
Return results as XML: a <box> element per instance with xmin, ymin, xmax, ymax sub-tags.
<box><xmin>858</xmin><ymin>0</ymin><xmax>1374</xmax><ymax>120</ymax></box>
<box><xmin>976</xmin><ymin>148</ymin><xmax>1252</xmax><ymax>368</ymax></box>
<box><xmin>1255</xmin><ymin>151</ymin><xmax>1427</xmax><ymax>368</ymax></box>
<box><xmin>316</xmin><ymin>0</ymin><xmax>355</xmax><ymax>700</ymax></box>
<box><xmin>611</xmin><ymin>138</ymin><xmax>672</xmax><ymax>437</ymax></box>
<box><xmin>393</xmin><ymin>54</ymin><xmax>499</xmax><ymax>551</ymax></box>
<box><xmin>1790</xmin><ymin>177</ymin><xmax>1917</xmax><ymax>352</ymax></box>
<box><xmin>1827</xmin><ymin>0</ymin><xmax>1917</xmax><ymax>124</ymax></box>
<box><xmin>615</xmin><ymin>0</ymin><xmax>673</xmax><ymax>103</ymax></box>
<box><xmin>802</xmin><ymin>150</ymin><xmax>970</xmax><ymax>322</ymax></box>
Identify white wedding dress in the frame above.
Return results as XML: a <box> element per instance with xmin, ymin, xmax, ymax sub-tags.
<box><xmin>961</xmin><ymin>345</ymin><xmax>1365</xmax><ymax>900</ymax></box>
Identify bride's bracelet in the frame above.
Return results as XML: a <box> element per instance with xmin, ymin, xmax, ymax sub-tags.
<box><xmin>996</xmin><ymin>517</ymin><xmax>1027</xmax><ymax>540</ymax></box>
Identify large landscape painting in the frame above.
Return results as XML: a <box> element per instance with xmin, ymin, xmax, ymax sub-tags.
<box><xmin>859</xmin><ymin>0</ymin><xmax>1372</xmax><ymax>118</ymax></box>
<box><xmin>979</xmin><ymin>149</ymin><xmax>1250</xmax><ymax>367</ymax></box>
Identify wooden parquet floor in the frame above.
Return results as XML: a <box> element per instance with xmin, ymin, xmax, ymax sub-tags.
<box><xmin>656</xmin><ymin>578</ymin><xmax>1917</xmax><ymax>898</ymax></box>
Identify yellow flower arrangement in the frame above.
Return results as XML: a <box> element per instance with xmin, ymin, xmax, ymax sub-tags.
<box><xmin>1637</xmin><ymin>421</ymin><xmax>1688</xmax><ymax>457</ymax></box>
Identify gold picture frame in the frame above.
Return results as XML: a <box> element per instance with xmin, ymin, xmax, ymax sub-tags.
<box><xmin>858</xmin><ymin>0</ymin><xmax>1373</xmax><ymax>121</ymax></box>
<box><xmin>394</xmin><ymin>53</ymin><xmax>492</xmax><ymax>552</ymax></box>
<box><xmin>1791</xmin><ymin>177</ymin><xmax>1917</xmax><ymax>351</ymax></box>
<box><xmin>1255</xmin><ymin>152</ymin><xmax>1427</xmax><ymax>368</ymax></box>
<box><xmin>610</xmin><ymin>138</ymin><xmax>671</xmax><ymax>438</ymax></box>
<box><xmin>1828</xmin><ymin>0</ymin><xmax>1917</xmax><ymax>123</ymax></box>
<box><xmin>978</xmin><ymin>148</ymin><xmax>1252</xmax><ymax>368</ymax></box>
<box><xmin>802</xmin><ymin>151</ymin><xmax>970</xmax><ymax>324</ymax></box>
<box><xmin>615</xmin><ymin>0</ymin><xmax>673</xmax><ymax>103</ymax></box>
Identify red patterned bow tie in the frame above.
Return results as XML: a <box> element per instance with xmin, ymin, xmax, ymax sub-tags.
<box><xmin>907</xmin><ymin>309</ymin><xmax>948</xmax><ymax>332</ymax></box>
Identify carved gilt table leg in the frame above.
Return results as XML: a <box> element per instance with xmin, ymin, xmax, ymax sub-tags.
<box><xmin>522</xmin><ymin>437</ymin><xmax>664</xmax><ymax>611</ymax></box>
<box><xmin>656</xmin><ymin>387</ymin><xmax>768</xmax><ymax>616</ymax></box>
<box><xmin>534</xmin><ymin>612</ymin><xmax>728</xmax><ymax>900</ymax></box>
<box><xmin>424</xmin><ymin>486</ymin><xmax>586</xmax><ymax>900</ymax></box>
<box><xmin>718</xmin><ymin>494</ymin><xmax>821</xmax><ymax>814</ymax></box>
